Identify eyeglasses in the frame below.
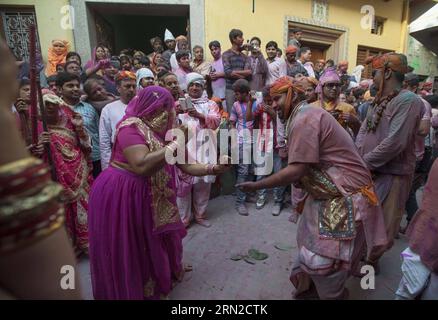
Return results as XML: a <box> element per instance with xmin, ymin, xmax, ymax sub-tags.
<box><xmin>324</xmin><ymin>83</ymin><xmax>341</xmax><ymax>89</ymax></box>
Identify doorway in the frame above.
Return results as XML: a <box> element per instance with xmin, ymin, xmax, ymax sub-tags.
<box><xmin>287</xmin><ymin>20</ymin><xmax>348</xmax><ymax>63</ymax></box>
<box><xmin>300</xmin><ymin>40</ymin><xmax>330</xmax><ymax>65</ymax></box>
<box><xmin>87</xmin><ymin>2</ymin><xmax>189</xmax><ymax>56</ymax></box>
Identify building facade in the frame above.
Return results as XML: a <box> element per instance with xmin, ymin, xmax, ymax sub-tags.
<box><xmin>1</xmin><ymin>0</ymin><xmax>409</xmax><ymax>75</ymax></box>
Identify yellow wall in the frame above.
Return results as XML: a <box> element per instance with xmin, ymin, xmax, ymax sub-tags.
<box><xmin>204</xmin><ymin>0</ymin><xmax>406</xmax><ymax>72</ymax></box>
<box><xmin>1</xmin><ymin>0</ymin><xmax>75</xmax><ymax>61</ymax></box>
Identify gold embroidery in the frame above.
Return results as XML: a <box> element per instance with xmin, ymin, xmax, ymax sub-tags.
<box><xmin>144</xmin><ymin>278</ymin><xmax>155</xmax><ymax>298</ymax></box>
<box><xmin>300</xmin><ymin>167</ymin><xmax>355</xmax><ymax>240</ymax></box>
<box><xmin>117</xmin><ymin>117</ymin><xmax>179</xmax><ymax>229</ymax></box>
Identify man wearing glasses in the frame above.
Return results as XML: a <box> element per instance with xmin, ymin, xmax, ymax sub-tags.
<box><xmin>312</xmin><ymin>67</ymin><xmax>360</xmax><ymax>137</ymax></box>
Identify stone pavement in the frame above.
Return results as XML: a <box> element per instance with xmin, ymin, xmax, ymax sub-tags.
<box><xmin>78</xmin><ymin>194</ymin><xmax>409</xmax><ymax>300</ymax></box>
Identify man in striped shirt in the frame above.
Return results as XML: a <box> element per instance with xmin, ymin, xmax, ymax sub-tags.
<box><xmin>230</xmin><ymin>79</ymin><xmax>255</xmax><ymax>216</ymax></box>
<box><xmin>223</xmin><ymin>29</ymin><xmax>252</xmax><ymax>112</ymax></box>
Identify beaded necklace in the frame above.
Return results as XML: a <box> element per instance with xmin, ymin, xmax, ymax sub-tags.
<box><xmin>366</xmin><ymin>90</ymin><xmax>399</xmax><ymax>133</ymax></box>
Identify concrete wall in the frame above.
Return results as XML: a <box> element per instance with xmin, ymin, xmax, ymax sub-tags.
<box><xmin>204</xmin><ymin>0</ymin><xmax>406</xmax><ymax>72</ymax></box>
<box><xmin>407</xmin><ymin>35</ymin><xmax>438</xmax><ymax>78</ymax></box>
<box><xmin>1</xmin><ymin>0</ymin><xmax>75</xmax><ymax>61</ymax></box>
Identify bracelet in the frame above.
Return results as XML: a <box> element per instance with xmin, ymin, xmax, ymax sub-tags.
<box><xmin>165</xmin><ymin>141</ymin><xmax>180</xmax><ymax>154</ymax></box>
<box><xmin>0</xmin><ymin>157</ymin><xmax>64</xmax><ymax>253</ymax></box>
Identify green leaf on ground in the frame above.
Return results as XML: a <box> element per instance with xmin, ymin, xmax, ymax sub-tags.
<box><xmin>243</xmin><ymin>256</ymin><xmax>256</xmax><ymax>264</ymax></box>
<box><xmin>248</xmin><ymin>249</ymin><xmax>269</xmax><ymax>260</ymax></box>
<box><xmin>230</xmin><ymin>254</ymin><xmax>243</xmax><ymax>261</ymax></box>
<box><xmin>274</xmin><ymin>243</ymin><xmax>295</xmax><ymax>251</ymax></box>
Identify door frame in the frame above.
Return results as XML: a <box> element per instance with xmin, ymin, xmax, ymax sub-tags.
<box><xmin>284</xmin><ymin>15</ymin><xmax>349</xmax><ymax>63</ymax></box>
<box><xmin>70</xmin><ymin>0</ymin><xmax>204</xmax><ymax>63</ymax></box>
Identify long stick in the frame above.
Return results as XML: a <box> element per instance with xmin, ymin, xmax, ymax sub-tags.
<box><xmin>29</xmin><ymin>25</ymin><xmax>38</xmax><ymax>145</ymax></box>
<box><xmin>37</xmin><ymin>80</ymin><xmax>58</xmax><ymax>182</ymax></box>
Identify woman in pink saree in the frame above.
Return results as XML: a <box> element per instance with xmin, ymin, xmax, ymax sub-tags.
<box><xmin>33</xmin><ymin>91</ymin><xmax>93</xmax><ymax>256</ymax></box>
<box><xmin>88</xmin><ymin>86</ymin><xmax>229</xmax><ymax>300</ymax></box>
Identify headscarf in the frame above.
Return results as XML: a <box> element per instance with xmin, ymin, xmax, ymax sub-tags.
<box><xmin>123</xmin><ymin>86</ymin><xmax>175</xmax><ymax>139</ymax></box>
<box><xmin>114</xmin><ymin>71</ymin><xmax>136</xmax><ymax>85</ymax></box>
<box><xmin>176</xmin><ymin>35</ymin><xmax>188</xmax><ymax>42</ymax></box>
<box><xmin>136</xmin><ymin>68</ymin><xmax>154</xmax><ymax>89</ymax></box>
<box><xmin>45</xmin><ymin>39</ymin><xmax>69</xmax><ymax>77</ymax></box>
<box><xmin>186</xmin><ymin>72</ymin><xmax>205</xmax><ymax>88</ymax></box>
<box><xmin>316</xmin><ymin>67</ymin><xmax>340</xmax><ymax>94</ymax></box>
<box><xmin>84</xmin><ymin>46</ymin><xmax>106</xmax><ymax>71</ymax></box>
<box><xmin>295</xmin><ymin>75</ymin><xmax>319</xmax><ymax>88</ymax></box>
<box><xmin>338</xmin><ymin>60</ymin><xmax>348</xmax><ymax>68</ymax></box>
<box><xmin>270</xmin><ymin>76</ymin><xmax>305</xmax><ymax>119</ymax></box>
<box><xmin>365</xmin><ymin>53</ymin><xmax>408</xmax><ymax>100</ymax></box>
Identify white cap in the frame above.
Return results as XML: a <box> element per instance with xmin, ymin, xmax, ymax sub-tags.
<box><xmin>164</xmin><ymin>29</ymin><xmax>175</xmax><ymax>42</ymax></box>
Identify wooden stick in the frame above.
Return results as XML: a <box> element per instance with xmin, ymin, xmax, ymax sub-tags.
<box><xmin>29</xmin><ymin>25</ymin><xmax>38</xmax><ymax>145</ymax></box>
<box><xmin>37</xmin><ymin>80</ymin><xmax>58</xmax><ymax>182</ymax></box>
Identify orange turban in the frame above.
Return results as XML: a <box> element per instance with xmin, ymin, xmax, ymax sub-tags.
<box><xmin>365</xmin><ymin>53</ymin><xmax>408</xmax><ymax>100</ymax></box>
<box><xmin>270</xmin><ymin>76</ymin><xmax>305</xmax><ymax>118</ymax></box>
<box><xmin>365</xmin><ymin>53</ymin><xmax>408</xmax><ymax>74</ymax></box>
<box><xmin>115</xmin><ymin>71</ymin><xmax>136</xmax><ymax>83</ymax></box>
<box><xmin>285</xmin><ymin>46</ymin><xmax>298</xmax><ymax>54</ymax></box>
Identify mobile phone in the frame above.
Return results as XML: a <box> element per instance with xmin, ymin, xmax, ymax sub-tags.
<box><xmin>178</xmin><ymin>98</ymin><xmax>187</xmax><ymax>111</ymax></box>
<box><xmin>186</xmin><ymin>97</ymin><xmax>194</xmax><ymax>110</ymax></box>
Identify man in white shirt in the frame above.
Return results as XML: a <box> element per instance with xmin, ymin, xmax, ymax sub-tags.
<box><xmin>298</xmin><ymin>47</ymin><xmax>315</xmax><ymax>78</ymax></box>
<box><xmin>265</xmin><ymin>41</ymin><xmax>287</xmax><ymax>86</ymax></box>
<box><xmin>99</xmin><ymin>71</ymin><xmax>136</xmax><ymax>170</ymax></box>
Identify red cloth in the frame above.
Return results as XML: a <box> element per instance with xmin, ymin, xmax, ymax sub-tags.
<box><xmin>38</xmin><ymin>105</ymin><xmax>92</xmax><ymax>253</ymax></box>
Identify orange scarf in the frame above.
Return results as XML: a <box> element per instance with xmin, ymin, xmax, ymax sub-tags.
<box><xmin>45</xmin><ymin>40</ymin><xmax>70</xmax><ymax>77</ymax></box>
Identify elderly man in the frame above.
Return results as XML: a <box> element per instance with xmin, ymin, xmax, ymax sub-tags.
<box><xmin>285</xmin><ymin>46</ymin><xmax>308</xmax><ymax>78</ymax></box>
<box><xmin>237</xmin><ymin>76</ymin><xmax>387</xmax><ymax>300</ymax></box>
<box><xmin>356</xmin><ymin>53</ymin><xmax>424</xmax><ymax>271</ymax></box>
<box><xmin>176</xmin><ymin>73</ymin><xmax>221</xmax><ymax>228</ymax></box>
<box><xmin>312</xmin><ymin>68</ymin><xmax>360</xmax><ymax>137</ymax></box>
<box><xmin>191</xmin><ymin>45</ymin><xmax>211</xmax><ymax>77</ymax></box>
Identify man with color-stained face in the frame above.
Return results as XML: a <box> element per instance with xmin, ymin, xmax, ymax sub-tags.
<box><xmin>176</xmin><ymin>72</ymin><xmax>221</xmax><ymax>229</ymax></box>
<box><xmin>236</xmin><ymin>76</ymin><xmax>387</xmax><ymax>300</ymax></box>
<box><xmin>311</xmin><ymin>68</ymin><xmax>360</xmax><ymax>137</ymax></box>
<box><xmin>356</xmin><ymin>53</ymin><xmax>425</xmax><ymax>271</ymax></box>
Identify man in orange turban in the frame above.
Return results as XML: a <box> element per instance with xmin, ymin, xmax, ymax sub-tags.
<box><xmin>237</xmin><ymin>76</ymin><xmax>386</xmax><ymax>299</ymax></box>
<box><xmin>356</xmin><ymin>52</ymin><xmax>424</xmax><ymax>271</ymax></box>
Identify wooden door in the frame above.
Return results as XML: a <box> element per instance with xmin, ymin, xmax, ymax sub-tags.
<box><xmin>357</xmin><ymin>45</ymin><xmax>393</xmax><ymax>79</ymax></box>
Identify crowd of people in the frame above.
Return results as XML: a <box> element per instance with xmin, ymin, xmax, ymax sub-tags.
<box><xmin>2</xmin><ymin>25</ymin><xmax>438</xmax><ymax>300</ymax></box>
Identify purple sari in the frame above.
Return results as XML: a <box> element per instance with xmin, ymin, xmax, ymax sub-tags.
<box><xmin>88</xmin><ymin>86</ymin><xmax>186</xmax><ymax>300</ymax></box>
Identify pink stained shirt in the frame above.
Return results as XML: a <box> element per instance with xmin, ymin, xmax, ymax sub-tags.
<box><xmin>287</xmin><ymin>103</ymin><xmax>386</xmax><ymax>261</ymax></box>
<box><xmin>210</xmin><ymin>57</ymin><xmax>226</xmax><ymax>100</ymax></box>
<box><xmin>414</xmin><ymin>96</ymin><xmax>432</xmax><ymax>161</ymax></box>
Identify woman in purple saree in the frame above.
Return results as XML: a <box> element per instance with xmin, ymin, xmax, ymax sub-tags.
<box><xmin>88</xmin><ymin>86</ymin><xmax>229</xmax><ymax>300</ymax></box>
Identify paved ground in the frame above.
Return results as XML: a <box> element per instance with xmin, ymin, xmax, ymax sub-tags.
<box><xmin>78</xmin><ymin>192</ymin><xmax>410</xmax><ymax>300</ymax></box>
